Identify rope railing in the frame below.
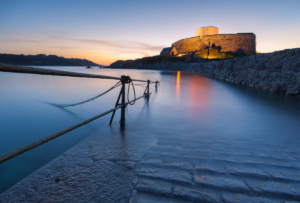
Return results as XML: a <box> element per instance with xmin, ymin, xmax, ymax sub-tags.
<box><xmin>0</xmin><ymin>92</ymin><xmax>150</xmax><ymax>164</ymax></box>
<box><xmin>0</xmin><ymin>65</ymin><xmax>161</xmax><ymax>164</ymax></box>
<box><xmin>0</xmin><ymin>65</ymin><xmax>157</xmax><ymax>83</ymax></box>
<box><xmin>49</xmin><ymin>81</ymin><xmax>122</xmax><ymax>107</ymax></box>
<box><xmin>0</xmin><ymin>65</ymin><xmax>122</xmax><ymax>80</ymax></box>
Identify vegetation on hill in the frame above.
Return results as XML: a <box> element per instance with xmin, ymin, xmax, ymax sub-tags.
<box><xmin>194</xmin><ymin>51</ymin><xmax>256</xmax><ymax>59</ymax></box>
<box><xmin>134</xmin><ymin>55</ymin><xmax>186</xmax><ymax>64</ymax></box>
<box><xmin>0</xmin><ymin>54</ymin><xmax>99</xmax><ymax>66</ymax></box>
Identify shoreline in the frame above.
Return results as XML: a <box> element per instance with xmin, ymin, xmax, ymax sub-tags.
<box><xmin>109</xmin><ymin>48</ymin><xmax>300</xmax><ymax>96</ymax></box>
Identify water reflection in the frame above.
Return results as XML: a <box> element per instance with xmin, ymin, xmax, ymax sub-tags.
<box><xmin>188</xmin><ymin>74</ymin><xmax>212</xmax><ymax>114</ymax></box>
<box><xmin>176</xmin><ymin>71</ymin><xmax>180</xmax><ymax>96</ymax></box>
<box><xmin>1</xmin><ymin>67</ymin><xmax>300</xmax><ymax>195</ymax></box>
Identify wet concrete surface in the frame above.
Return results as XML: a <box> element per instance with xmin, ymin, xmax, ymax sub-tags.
<box><xmin>1</xmin><ymin>125</ymin><xmax>300</xmax><ymax>202</ymax></box>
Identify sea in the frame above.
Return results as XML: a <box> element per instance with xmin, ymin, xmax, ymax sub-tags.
<box><xmin>0</xmin><ymin>66</ymin><xmax>300</xmax><ymax>195</ymax></box>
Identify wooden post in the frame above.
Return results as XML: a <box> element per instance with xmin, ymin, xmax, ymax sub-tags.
<box><xmin>147</xmin><ymin>80</ymin><xmax>150</xmax><ymax>100</ymax></box>
<box><xmin>120</xmin><ymin>75</ymin><xmax>126</xmax><ymax>127</ymax></box>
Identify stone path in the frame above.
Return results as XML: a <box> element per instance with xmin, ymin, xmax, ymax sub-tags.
<box><xmin>1</xmin><ymin>127</ymin><xmax>300</xmax><ymax>202</ymax></box>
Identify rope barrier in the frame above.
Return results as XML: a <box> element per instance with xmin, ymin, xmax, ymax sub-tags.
<box><xmin>0</xmin><ymin>92</ymin><xmax>151</xmax><ymax>164</ymax></box>
<box><xmin>0</xmin><ymin>65</ymin><xmax>157</xmax><ymax>83</ymax></box>
<box><xmin>127</xmin><ymin>76</ymin><xmax>136</xmax><ymax>105</ymax></box>
<box><xmin>0</xmin><ymin>65</ymin><xmax>160</xmax><ymax>164</ymax></box>
<box><xmin>49</xmin><ymin>81</ymin><xmax>121</xmax><ymax>107</ymax></box>
<box><xmin>0</xmin><ymin>65</ymin><xmax>122</xmax><ymax>80</ymax></box>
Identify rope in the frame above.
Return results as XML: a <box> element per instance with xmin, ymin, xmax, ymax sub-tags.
<box><xmin>50</xmin><ymin>81</ymin><xmax>121</xmax><ymax>107</ymax></box>
<box><xmin>126</xmin><ymin>76</ymin><xmax>136</xmax><ymax>105</ymax></box>
<box><xmin>0</xmin><ymin>90</ymin><xmax>152</xmax><ymax>164</ymax></box>
<box><xmin>0</xmin><ymin>105</ymin><xmax>123</xmax><ymax>164</ymax></box>
<box><xmin>0</xmin><ymin>65</ymin><xmax>122</xmax><ymax>80</ymax></box>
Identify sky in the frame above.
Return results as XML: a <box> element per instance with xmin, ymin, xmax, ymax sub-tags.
<box><xmin>1</xmin><ymin>0</ymin><xmax>300</xmax><ymax>65</ymax></box>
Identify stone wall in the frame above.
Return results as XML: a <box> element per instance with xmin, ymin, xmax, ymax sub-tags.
<box><xmin>172</xmin><ymin>33</ymin><xmax>256</xmax><ymax>54</ymax></box>
<box><xmin>172</xmin><ymin>37</ymin><xmax>202</xmax><ymax>53</ymax></box>
<box><xmin>202</xmin><ymin>34</ymin><xmax>256</xmax><ymax>53</ymax></box>
<box><xmin>110</xmin><ymin>48</ymin><xmax>300</xmax><ymax>95</ymax></box>
<box><xmin>192</xmin><ymin>48</ymin><xmax>300</xmax><ymax>95</ymax></box>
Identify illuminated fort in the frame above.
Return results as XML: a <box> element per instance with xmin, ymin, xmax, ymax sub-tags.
<box><xmin>160</xmin><ymin>26</ymin><xmax>256</xmax><ymax>59</ymax></box>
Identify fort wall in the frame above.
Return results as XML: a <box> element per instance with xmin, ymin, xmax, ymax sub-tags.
<box><xmin>172</xmin><ymin>33</ymin><xmax>256</xmax><ymax>54</ymax></box>
<box><xmin>172</xmin><ymin>37</ymin><xmax>202</xmax><ymax>54</ymax></box>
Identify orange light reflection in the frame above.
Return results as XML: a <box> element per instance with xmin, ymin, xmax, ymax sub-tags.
<box><xmin>176</xmin><ymin>71</ymin><xmax>180</xmax><ymax>97</ymax></box>
<box><xmin>188</xmin><ymin>74</ymin><xmax>212</xmax><ymax>113</ymax></box>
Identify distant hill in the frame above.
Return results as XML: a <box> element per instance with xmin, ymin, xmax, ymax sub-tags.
<box><xmin>0</xmin><ymin>54</ymin><xmax>99</xmax><ymax>66</ymax></box>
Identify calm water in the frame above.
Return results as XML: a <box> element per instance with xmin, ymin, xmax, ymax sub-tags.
<box><xmin>0</xmin><ymin>66</ymin><xmax>300</xmax><ymax>194</ymax></box>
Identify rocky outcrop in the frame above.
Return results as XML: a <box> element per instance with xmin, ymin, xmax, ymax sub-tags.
<box><xmin>191</xmin><ymin>48</ymin><xmax>300</xmax><ymax>95</ymax></box>
<box><xmin>110</xmin><ymin>48</ymin><xmax>300</xmax><ymax>95</ymax></box>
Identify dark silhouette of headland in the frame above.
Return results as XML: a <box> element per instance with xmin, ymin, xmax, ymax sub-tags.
<box><xmin>0</xmin><ymin>54</ymin><xmax>99</xmax><ymax>66</ymax></box>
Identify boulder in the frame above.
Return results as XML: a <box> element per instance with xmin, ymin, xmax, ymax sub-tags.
<box><xmin>293</xmin><ymin>61</ymin><xmax>300</xmax><ymax>73</ymax></box>
<box><xmin>282</xmin><ymin>62</ymin><xmax>292</xmax><ymax>72</ymax></box>
<box><xmin>286</xmin><ymin>79</ymin><xmax>300</xmax><ymax>94</ymax></box>
<box><xmin>268</xmin><ymin>56</ymin><xmax>280</xmax><ymax>65</ymax></box>
<box><xmin>278</xmin><ymin>72</ymin><xmax>294</xmax><ymax>83</ymax></box>
<box><xmin>269</xmin><ymin>62</ymin><xmax>283</xmax><ymax>72</ymax></box>
<box><xmin>255</xmin><ymin>62</ymin><xmax>267</xmax><ymax>70</ymax></box>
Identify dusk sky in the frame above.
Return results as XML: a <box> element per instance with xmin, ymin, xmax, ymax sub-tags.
<box><xmin>1</xmin><ymin>0</ymin><xmax>300</xmax><ymax>65</ymax></box>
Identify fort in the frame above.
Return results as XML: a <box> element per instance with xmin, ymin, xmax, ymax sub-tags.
<box><xmin>160</xmin><ymin>26</ymin><xmax>256</xmax><ymax>59</ymax></box>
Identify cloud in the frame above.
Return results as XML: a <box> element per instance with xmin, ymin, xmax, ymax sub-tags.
<box><xmin>71</xmin><ymin>38</ymin><xmax>164</xmax><ymax>53</ymax></box>
<box><xmin>0</xmin><ymin>30</ymin><xmax>166</xmax><ymax>64</ymax></box>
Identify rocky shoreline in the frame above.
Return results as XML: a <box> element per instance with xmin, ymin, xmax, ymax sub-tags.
<box><xmin>110</xmin><ymin>48</ymin><xmax>300</xmax><ymax>96</ymax></box>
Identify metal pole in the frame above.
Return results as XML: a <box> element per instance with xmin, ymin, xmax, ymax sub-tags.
<box><xmin>120</xmin><ymin>75</ymin><xmax>126</xmax><ymax>126</ymax></box>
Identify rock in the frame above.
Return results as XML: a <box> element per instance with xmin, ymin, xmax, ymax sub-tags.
<box><xmin>293</xmin><ymin>62</ymin><xmax>300</xmax><ymax>72</ymax></box>
<box><xmin>269</xmin><ymin>72</ymin><xmax>280</xmax><ymax>83</ymax></box>
<box><xmin>244</xmin><ymin>61</ymin><xmax>255</xmax><ymax>70</ymax></box>
<box><xmin>108</xmin><ymin>48</ymin><xmax>300</xmax><ymax>96</ymax></box>
<box><xmin>269</xmin><ymin>82</ymin><xmax>281</xmax><ymax>92</ymax></box>
<box><xmin>256</xmin><ymin>62</ymin><xmax>267</xmax><ymax>70</ymax></box>
<box><xmin>258</xmin><ymin>70</ymin><xmax>270</xmax><ymax>80</ymax></box>
<box><xmin>269</xmin><ymin>62</ymin><xmax>283</xmax><ymax>72</ymax></box>
<box><xmin>283</xmin><ymin>62</ymin><xmax>292</xmax><ymax>72</ymax></box>
<box><xmin>256</xmin><ymin>81</ymin><xmax>270</xmax><ymax>90</ymax></box>
<box><xmin>286</xmin><ymin>79</ymin><xmax>300</xmax><ymax>94</ymax></box>
<box><xmin>278</xmin><ymin>72</ymin><xmax>294</xmax><ymax>82</ymax></box>
<box><xmin>269</xmin><ymin>56</ymin><xmax>280</xmax><ymax>65</ymax></box>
